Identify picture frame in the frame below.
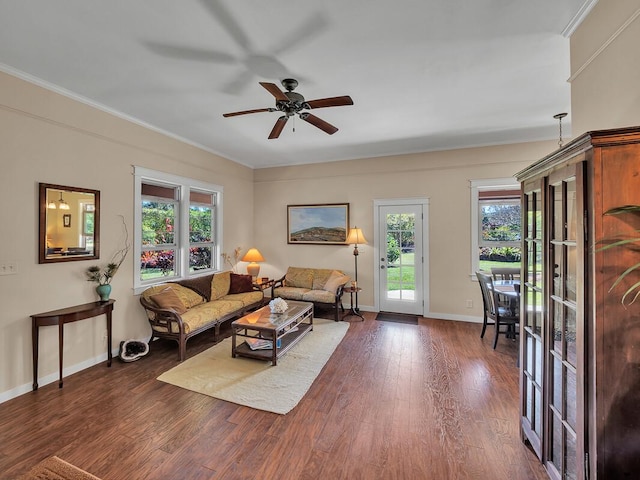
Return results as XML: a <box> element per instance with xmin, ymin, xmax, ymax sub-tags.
<box><xmin>63</xmin><ymin>214</ymin><xmax>71</xmax><ymax>228</ymax></box>
<box><xmin>287</xmin><ymin>203</ymin><xmax>350</xmax><ymax>244</ymax></box>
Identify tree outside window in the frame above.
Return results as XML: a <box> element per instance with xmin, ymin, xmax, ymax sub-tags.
<box><xmin>479</xmin><ymin>199</ymin><xmax>521</xmax><ymax>270</ymax></box>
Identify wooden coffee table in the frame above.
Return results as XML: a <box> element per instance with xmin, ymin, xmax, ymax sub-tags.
<box><xmin>231</xmin><ymin>300</ymin><xmax>313</xmax><ymax>366</ymax></box>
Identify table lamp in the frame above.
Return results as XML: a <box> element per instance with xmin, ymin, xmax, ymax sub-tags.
<box><xmin>242</xmin><ymin>248</ymin><xmax>265</xmax><ymax>279</ymax></box>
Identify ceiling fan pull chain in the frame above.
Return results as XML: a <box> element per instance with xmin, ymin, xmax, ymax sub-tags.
<box><xmin>293</xmin><ymin>115</ymin><xmax>296</xmax><ymax>133</ymax></box>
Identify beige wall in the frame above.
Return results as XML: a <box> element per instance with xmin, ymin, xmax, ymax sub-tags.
<box><xmin>253</xmin><ymin>141</ymin><xmax>557</xmax><ymax>319</ymax></box>
<box><xmin>570</xmin><ymin>0</ymin><xmax>640</xmax><ymax>134</ymax></box>
<box><xmin>0</xmin><ymin>71</ymin><xmax>255</xmax><ymax>400</ymax></box>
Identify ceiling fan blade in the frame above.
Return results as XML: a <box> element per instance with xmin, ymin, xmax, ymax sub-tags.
<box><xmin>198</xmin><ymin>0</ymin><xmax>252</xmax><ymax>52</ymax></box>
<box><xmin>142</xmin><ymin>41</ymin><xmax>238</xmax><ymax>64</ymax></box>
<box><xmin>260</xmin><ymin>82</ymin><xmax>289</xmax><ymax>102</ymax></box>
<box><xmin>300</xmin><ymin>113</ymin><xmax>338</xmax><ymax>135</ymax></box>
<box><xmin>272</xmin><ymin>13</ymin><xmax>329</xmax><ymax>56</ymax></box>
<box><xmin>268</xmin><ymin>116</ymin><xmax>289</xmax><ymax>139</ymax></box>
<box><xmin>305</xmin><ymin>96</ymin><xmax>354</xmax><ymax>109</ymax></box>
<box><xmin>223</xmin><ymin>108</ymin><xmax>273</xmax><ymax>117</ymax></box>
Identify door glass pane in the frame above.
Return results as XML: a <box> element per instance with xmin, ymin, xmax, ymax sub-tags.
<box><xmin>534</xmin><ymin>300</ymin><xmax>543</xmax><ymax>337</ymax></box>
<box><xmin>385</xmin><ymin>213</ymin><xmax>416</xmax><ymax>301</ymax></box>
<box><xmin>553</xmin><ymin>245</ymin><xmax>562</xmax><ymax>297</ymax></box>
<box><xmin>534</xmin><ymin>387</ymin><xmax>542</xmax><ymax>434</ymax></box>
<box><xmin>551</xmin><ymin>414</ymin><xmax>563</xmax><ymax>472</ymax></box>
<box><xmin>535</xmin><ymin>244</ymin><xmax>543</xmax><ymax>286</ymax></box>
<box><xmin>566</xmin><ymin>367</ymin><xmax>577</xmax><ymax>429</ymax></box>
<box><xmin>534</xmin><ymin>339</ymin><xmax>543</xmax><ymax>385</ymax></box>
<box><xmin>566</xmin><ymin>307</ymin><xmax>577</xmax><ymax>366</ymax></box>
<box><xmin>553</xmin><ymin>301</ymin><xmax>563</xmax><ymax>352</ymax></box>
<box><xmin>552</xmin><ymin>355</ymin><xmax>562</xmax><ymax>409</ymax></box>
<box><xmin>526</xmin><ymin>380</ymin><xmax>533</xmax><ymax>423</ymax></box>
<box><xmin>535</xmin><ymin>193</ymin><xmax>542</xmax><ymax>238</ymax></box>
<box><xmin>566</xmin><ymin>430</ymin><xmax>577</xmax><ymax>480</ymax></box>
<box><xmin>553</xmin><ymin>185</ymin><xmax>563</xmax><ymax>240</ymax></box>
<box><xmin>567</xmin><ymin>245</ymin><xmax>577</xmax><ymax>302</ymax></box>
<box><xmin>566</xmin><ymin>180</ymin><xmax>577</xmax><ymax>241</ymax></box>
<box><xmin>528</xmin><ymin>243</ymin><xmax>536</xmax><ymax>283</ymax></box>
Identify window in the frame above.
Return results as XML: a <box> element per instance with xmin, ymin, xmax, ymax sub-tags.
<box><xmin>134</xmin><ymin>167</ymin><xmax>222</xmax><ymax>293</ymax></box>
<box><xmin>81</xmin><ymin>203</ymin><xmax>95</xmax><ymax>249</ymax></box>
<box><xmin>470</xmin><ymin>178</ymin><xmax>521</xmax><ymax>277</ymax></box>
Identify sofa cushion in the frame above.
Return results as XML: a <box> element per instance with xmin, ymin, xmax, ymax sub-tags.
<box><xmin>312</xmin><ymin>268</ymin><xmax>335</xmax><ymax>290</ymax></box>
<box><xmin>323</xmin><ymin>270</ymin><xmax>350</xmax><ymax>292</ymax></box>
<box><xmin>229</xmin><ymin>273</ymin><xmax>253</xmax><ymax>293</ymax></box>
<box><xmin>302</xmin><ymin>289</ymin><xmax>336</xmax><ymax>304</ymax></box>
<box><xmin>285</xmin><ymin>267</ymin><xmax>314</xmax><ymax>289</ymax></box>
<box><xmin>211</xmin><ymin>271</ymin><xmax>231</xmax><ymax>300</ymax></box>
<box><xmin>223</xmin><ymin>290</ymin><xmax>264</xmax><ymax>307</ymax></box>
<box><xmin>273</xmin><ymin>286</ymin><xmax>308</xmax><ymax>301</ymax></box>
<box><xmin>175</xmin><ymin>300</ymin><xmax>244</xmax><ymax>333</ymax></box>
<box><xmin>148</xmin><ymin>287</ymin><xmax>187</xmax><ymax>314</ymax></box>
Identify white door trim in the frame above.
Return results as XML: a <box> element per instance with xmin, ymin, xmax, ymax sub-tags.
<box><xmin>373</xmin><ymin>198</ymin><xmax>430</xmax><ymax>315</ymax></box>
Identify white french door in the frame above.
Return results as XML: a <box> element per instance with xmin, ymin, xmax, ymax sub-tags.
<box><xmin>375</xmin><ymin>200</ymin><xmax>427</xmax><ymax>315</ymax></box>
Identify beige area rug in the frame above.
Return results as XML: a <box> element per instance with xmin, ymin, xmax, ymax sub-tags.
<box><xmin>18</xmin><ymin>456</ymin><xmax>101</xmax><ymax>480</ymax></box>
<box><xmin>157</xmin><ymin>318</ymin><xmax>349</xmax><ymax>414</ymax></box>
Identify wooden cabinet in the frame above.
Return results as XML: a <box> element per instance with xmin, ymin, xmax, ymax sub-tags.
<box><xmin>516</xmin><ymin>126</ymin><xmax>640</xmax><ymax>480</ymax></box>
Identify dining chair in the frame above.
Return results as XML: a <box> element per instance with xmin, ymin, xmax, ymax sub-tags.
<box><xmin>476</xmin><ymin>271</ymin><xmax>520</xmax><ymax>349</ymax></box>
<box><xmin>490</xmin><ymin>266</ymin><xmax>520</xmax><ymax>280</ymax></box>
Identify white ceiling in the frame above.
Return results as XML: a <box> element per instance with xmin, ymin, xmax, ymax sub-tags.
<box><xmin>0</xmin><ymin>0</ymin><xmax>592</xmax><ymax>169</ymax></box>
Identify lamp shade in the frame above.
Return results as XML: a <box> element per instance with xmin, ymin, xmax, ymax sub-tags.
<box><xmin>241</xmin><ymin>248</ymin><xmax>265</xmax><ymax>278</ymax></box>
<box><xmin>241</xmin><ymin>248</ymin><xmax>265</xmax><ymax>263</ymax></box>
<box><xmin>346</xmin><ymin>227</ymin><xmax>368</xmax><ymax>246</ymax></box>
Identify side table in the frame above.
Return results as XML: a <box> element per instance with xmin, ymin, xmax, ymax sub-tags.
<box><xmin>342</xmin><ymin>286</ymin><xmax>364</xmax><ymax>321</ymax></box>
<box><xmin>253</xmin><ymin>278</ymin><xmax>275</xmax><ymax>306</ymax></box>
<box><xmin>31</xmin><ymin>299</ymin><xmax>115</xmax><ymax>390</ymax></box>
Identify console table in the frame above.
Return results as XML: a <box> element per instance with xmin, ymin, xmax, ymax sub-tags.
<box><xmin>31</xmin><ymin>299</ymin><xmax>115</xmax><ymax>390</ymax></box>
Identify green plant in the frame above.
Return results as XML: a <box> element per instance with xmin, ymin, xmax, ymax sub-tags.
<box><xmin>597</xmin><ymin>205</ymin><xmax>640</xmax><ymax>305</ymax></box>
<box><xmin>386</xmin><ymin>235</ymin><xmax>401</xmax><ymax>263</ymax></box>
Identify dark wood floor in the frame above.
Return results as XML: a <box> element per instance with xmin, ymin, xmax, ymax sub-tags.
<box><xmin>0</xmin><ymin>313</ymin><xmax>548</xmax><ymax>480</ymax></box>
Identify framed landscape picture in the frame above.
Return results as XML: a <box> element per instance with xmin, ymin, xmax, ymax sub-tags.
<box><xmin>287</xmin><ymin>203</ymin><xmax>350</xmax><ymax>244</ymax></box>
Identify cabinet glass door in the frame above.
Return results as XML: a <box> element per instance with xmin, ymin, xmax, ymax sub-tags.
<box><xmin>521</xmin><ymin>183</ymin><xmax>545</xmax><ymax>458</ymax></box>
<box><xmin>547</xmin><ymin>167</ymin><xmax>583</xmax><ymax>480</ymax></box>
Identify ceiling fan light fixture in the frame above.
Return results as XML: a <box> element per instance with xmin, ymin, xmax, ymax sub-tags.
<box><xmin>223</xmin><ymin>79</ymin><xmax>353</xmax><ymax>139</ymax></box>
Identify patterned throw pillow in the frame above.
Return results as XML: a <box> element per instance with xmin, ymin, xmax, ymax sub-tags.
<box><xmin>149</xmin><ymin>287</ymin><xmax>187</xmax><ymax>314</ymax></box>
<box><xmin>211</xmin><ymin>271</ymin><xmax>231</xmax><ymax>300</ymax></box>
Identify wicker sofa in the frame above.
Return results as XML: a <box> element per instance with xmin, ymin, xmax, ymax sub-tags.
<box><xmin>139</xmin><ymin>271</ymin><xmax>263</xmax><ymax>360</ymax></box>
<box><xmin>271</xmin><ymin>267</ymin><xmax>350</xmax><ymax>321</ymax></box>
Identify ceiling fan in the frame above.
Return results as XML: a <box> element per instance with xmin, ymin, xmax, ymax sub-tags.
<box><xmin>223</xmin><ymin>78</ymin><xmax>354</xmax><ymax>139</ymax></box>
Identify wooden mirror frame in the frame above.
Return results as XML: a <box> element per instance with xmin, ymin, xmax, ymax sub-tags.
<box><xmin>38</xmin><ymin>183</ymin><xmax>101</xmax><ymax>264</ymax></box>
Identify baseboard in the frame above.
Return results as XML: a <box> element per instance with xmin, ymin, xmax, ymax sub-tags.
<box><xmin>0</xmin><ymin>345</ymin><xmax>120</xmax><ymax>405</ymax></box>
<box><xmin>425</xmin><ymin>312</ymin><xmax>483</xmax><ymax>323</ymax></box>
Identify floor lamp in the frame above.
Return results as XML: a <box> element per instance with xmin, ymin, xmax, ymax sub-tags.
<box><xmin>346</xmin><ymin>227</ymin><xmax>368</xmax><ymax>312</ymax></box>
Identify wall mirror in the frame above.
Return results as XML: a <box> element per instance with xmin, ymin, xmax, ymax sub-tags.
<box><xmin>39</xmin><ymin>183</ymin><xmax>100</xmax><ymax>263</ymax></box>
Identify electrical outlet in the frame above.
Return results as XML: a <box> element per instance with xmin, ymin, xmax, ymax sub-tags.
<box><xmin>102</xmin><ymin>330</ymin><xmax>108</xmax><ymax>344</ymax></box>
<box><xmin>466</xmin><ymin>299</ymin><xmax>473</xmax><ymax>308</ymax></box>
